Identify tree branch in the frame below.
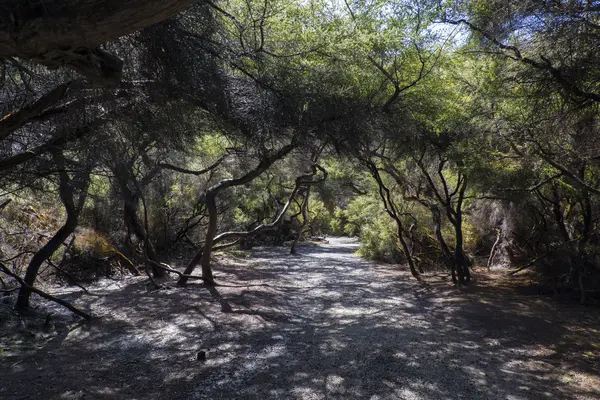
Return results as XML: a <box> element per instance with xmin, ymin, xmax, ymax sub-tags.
<box><xmin>159</xmin><ymin>154</ymin><xmax>227</xmax><ymax>176</ymax></box>
<box><xmin>0</xmin><ymin>80</ymin><xmax>76</xmax><ymax>141</ymax></box>
<box><xmin>444</xmin><ymin>18</ymin><xmax>600</xmax><ymax>103</ymax></box>
<box><xmin>0</xmin><ymin>0</ymin><xmax>200</xmax><ymax>81</ymax></box>
<box><xmin>0</xmin><ymin>262</ymin><xmax>92</xmax><ymax>320</ymax></box>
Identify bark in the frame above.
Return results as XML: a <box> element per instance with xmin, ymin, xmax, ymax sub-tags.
<box><xmin>397</xmin><ymin>221</ymin><xmax>420</xmax><ymax>280</ymax></box>
<box><xmin>408</xmin><ymin>224</ymin><xmax>424</xmax><ymax>274</ymax></box>
<box><xmin>391</xmin><ymin>175</ymin><xmax>455</xmax><ymax>281</ymax></box>
<box><xmin>15</xmin><ymin>216</ymin><xmax>78</xmax><ymax>310</ymax></box>
<box><xmin>451</xmin><ymin>178</ymin><xmax>470</xmax><ymax>285</ymax></box>
<box><xmin>365</xmin><ymin>159</ymin><xmax>420</xmax><ymax>280</ymax></box>
<box><xmin>15</xmin><ymin>155</ymin><xmax>89</xmax><ymax>310</ymax></box>
<box><xmin>487</xmin><ymin>228</ymin><xmax>502</xmax><ymax>270</ymax></box>
<box><xmin>159</xmin><ymin>155</ymin><xmax>227</xmax><ymax>176</ymax></box>
<box><xmin>551</xmin><ymin>200</ymin><xmax>571</xmax><ymax>243</ymax></box>
<box><xmin>179</xmin><ymin>250</ymin><xmax>205</xmax><ymax>286</ymax></box>
<box><xmin>578</xmin><ymin>272</ymin><xmax>585</xmax><ymax>305</ymax></box>
<box><xmin>539</xmin><ymin>183</ymin><xmax>592</xmax><ymax>303</ymax></box>
<box><xmin>416</xmin><ymin>157</ymin><xmax>469</xmax><ymax>285</ymax></box>
<box><xmin>178</xmin><ymin>185</ymin><xmax>300</xmax><ymax>286</ymax></box>
<box><xmin>0</xmin><ymin>198</ymin><xmax>11</xmax><ymax>213</ymax></box>
<box><xmin>199</xmin><ymin>193</ymin><xmax>218</xmax><ymax>284</ymax></box>
<box><xmin>453</xmin><ymin>220</ymin><xmax>469</xmax><ymax>285</ymax></box>
<box><xmin>0</xmin><ymin>0</ymin><xmax>200</xmax><ymax>81</ymax></box>
<box><xmin>290</xmin><ymin>187</ymin><xmax>310</xmax><ymax>255</ymax></box>
<box><xmin>578</xmin><ymin>194</ymin><xmax>592</xmax><ymax>304</ymax></box>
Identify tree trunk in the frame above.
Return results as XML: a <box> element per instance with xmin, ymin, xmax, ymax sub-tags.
<box><xmin>453</xmin><ymin>219</ymin><xmax>470</xmax><ymax>285</ymax></box>
<box><xmin>123</xmin><ymin>193</ymin><xmax>164</xmax><ymax>278</ymax></box>
<box><xmin>15</xmin><ymin>215</ymin><xmax>78</xmax><ymax>311</ymax></box>
<box><xmin>365</xmin><ymin>159</ymin><xmax>420</xmax><ymax>281</ymax></box>
<box><xmin>178</xmin><ymin>250</ymin><xmax>203</xmax><ymax>286</ymax></box>
<box><xmin>578</xmin><ymin>270</ymin><xmax>586</xmax><ymax>305</ymax></box>
<box><xmin>487</xmin><ymin>228</ymin><xmax>502</xmax><ymax>270</ymax></box>
<box><xmin>430</xmin><ymin>206</ymin><xmax>456</xmax><ymax>283</ymax></box>
<box><xmin>116</xmin><ymin>162</ymin><xmax>164</xmax><ymax>278</ymax></box>
<box><xmin>0</xmin><ymin>0</ymin><xmax>200</xmax><ymax>80</ymax></box>
<box><xmin>199</xmin><ymin>193</ymin><xmax>218</xmax><ymax>285</ymax></box>
<box><xmin>15</xmin><ymin>159</ymin><xmax>89</xmax><ymax>311</ymax></box>
<box><xmin>397</xmin><ymin>222</ymin><xmax>421</xmax><ymax>280</ymax></box>
<box><xmin>178</xmin><ymin>142</ymin><xmax>298</xmax><ymax>285</ymax></box>
<box><xmin>449</xmin><ymin>178</ymin><xmax>470</xmax><ymax>285</ymax></box>
<box><xmin>291</xmin><ymin>187</ymin><xmax>310</xmax><ymax>255</ymax></box>
<box><xmin>407</xmin><ymin>224</ymin><xmax>423</xmax><ymax>274</ymax></box>
<box><xmin>577</xmin><ymin>194</ymin><xmax>591</xmax><ymax>305</ymax></box>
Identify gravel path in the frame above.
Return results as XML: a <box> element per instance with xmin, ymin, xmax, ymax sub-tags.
<box><xmin>2</xmin><ymin>237</ymin><xmax>599</xmax><ymax>399</ymax></box>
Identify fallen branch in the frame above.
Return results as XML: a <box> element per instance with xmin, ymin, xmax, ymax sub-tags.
<box><xmin>46</xmin><ymin>260</ymin><xmax>89</xmax><ymax>293</ymax></box>
<box><xmin>147</xmin><ymin>239</ymin><xmax>241</xmax><ymax>283</ymax></box>
<box><xmin>508</xmin><ymin>251</ymin><xmax>551</xmax><ymax>275</ymax></box>
<box><xmin>0</xmin><ymin>262</ymin><xmax>92</xmax><ymax>320</ymax></box>
<box><xmin>151</xmin><ymin>260</ymin><xmax>270</xmax><ymax>288</ymax></box>
<box><xmin>147</xmin><ymin>259</ymin><xmax>206</xmax><ymax>281</ymax></box>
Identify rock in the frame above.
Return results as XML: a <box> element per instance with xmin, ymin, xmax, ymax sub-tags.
<box><xmin>197</xmin><ymin>350</ymin><xmax>207</xmax><ymax>361</ymax></box>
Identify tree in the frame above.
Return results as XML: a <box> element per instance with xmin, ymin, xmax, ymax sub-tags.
<box><xmin>443</xmin><ymin>0</ymin><xmax>600</xmax><ymax>103</ymax></box>
<box><xmin>15</xmin><ymin>151</ymin><xmax>92</xmax><ymax>311</ymax></box>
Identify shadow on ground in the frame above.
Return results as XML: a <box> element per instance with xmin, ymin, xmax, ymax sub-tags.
<box><xmin>1</xmin><ymin>237</ymin><xmax>599</xmax><ymax>399</ymax></box>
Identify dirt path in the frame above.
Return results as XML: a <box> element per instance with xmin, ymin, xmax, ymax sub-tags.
<box><xmin>2</xmin><ymin>237</ymin><xmax>599</xmax><ymax>399</ymax></box>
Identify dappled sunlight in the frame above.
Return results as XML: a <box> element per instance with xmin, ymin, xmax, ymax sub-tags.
<box><xmin>2</xmin><ymin>238</ymin><xmax>599</xmax><ymax>399</ymax></box>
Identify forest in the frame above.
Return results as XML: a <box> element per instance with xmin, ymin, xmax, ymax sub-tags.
<box><xmin>1</xmin><ymin>1</ymin><xmax>600</xmax><ymax>399</ymax></box>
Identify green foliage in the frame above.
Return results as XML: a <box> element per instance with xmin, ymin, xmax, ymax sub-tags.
<box><xmin>5</xmin><ymin>0</ymin><xmax>600</xmax><ymax>297</ymax></box>
<box><xmin>306</xmin><ymin>197</ymin><xmax>331</xmax><ymax>234</ymax></box>
<box><xmin>339</xmin><ymin>196</ymin><xmax>381</xmax><ymax>236</ymax></box>
<box><xmin>358</xmin><ymin>216</ymin><xmax>399</xmax><ymax>262</ymax></box>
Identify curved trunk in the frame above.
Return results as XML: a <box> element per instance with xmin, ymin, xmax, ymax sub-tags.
<box><xmin>398</xmin><ymin>223</ymin><xmax>420</xmax><ymax>280</ymax></box>
<box><xmin>15</xmin><ymin>214</ymin><xmax>78</xmax><ymax>311</ymax></box>
<box><xmin>178</xmin><ymin>251</ymin><xmax>204</xmax><ymax>286</ymax></box>
<box><xmin>486</xmin><ymin>228</ymin><xmax>502</xmax><ymax>270</ymax></box>
<box><xmin>407</xmin><ymin>224</ymin><xmax>424</xmax><ymax>274</ymax></box>
<box><xmin>365</xmin><ymin>159</ymin><xmax>420</xmax><ymax>281</ymax></box>
<box><xmin>16</xmin><ymin>161</ymin><xmax>89</xmax><ymax>311</ymax></box>
<box><xmin>290</xmin><ymin>188</ymin><xmax>310</xmax><ymax>255</ymax></box>
<box><xmin>178</xmin><ymin>142</ymin><xmax>298</xmax><ymax>285</ymax></box>
<box><xmin>449</xmin><ymin>177</ymin><xmax>470</xmax><ymax>285</ymax></box>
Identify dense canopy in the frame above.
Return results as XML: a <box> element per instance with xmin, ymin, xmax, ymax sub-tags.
<box><xmin>1</xmin><ymin>1</ymin><xmax>599</xmax><ymax>397</ymax></box>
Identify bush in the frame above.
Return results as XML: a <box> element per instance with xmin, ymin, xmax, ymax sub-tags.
<box><xmin>61</xmin><ymin>229</ymin><xmax>134</xmax><ymax>281</ymax></box>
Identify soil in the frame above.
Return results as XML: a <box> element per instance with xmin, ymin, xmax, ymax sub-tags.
<box><xmin>1</xmin><ymin>237</ymin><xmax>599</xmax><ymax>399</ymax></box>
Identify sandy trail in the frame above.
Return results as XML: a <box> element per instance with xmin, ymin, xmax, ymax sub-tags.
<box><xmin>1</xmin><ymin>237</ymin><xmax>599</xmax><ymax>399</ymax></box>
